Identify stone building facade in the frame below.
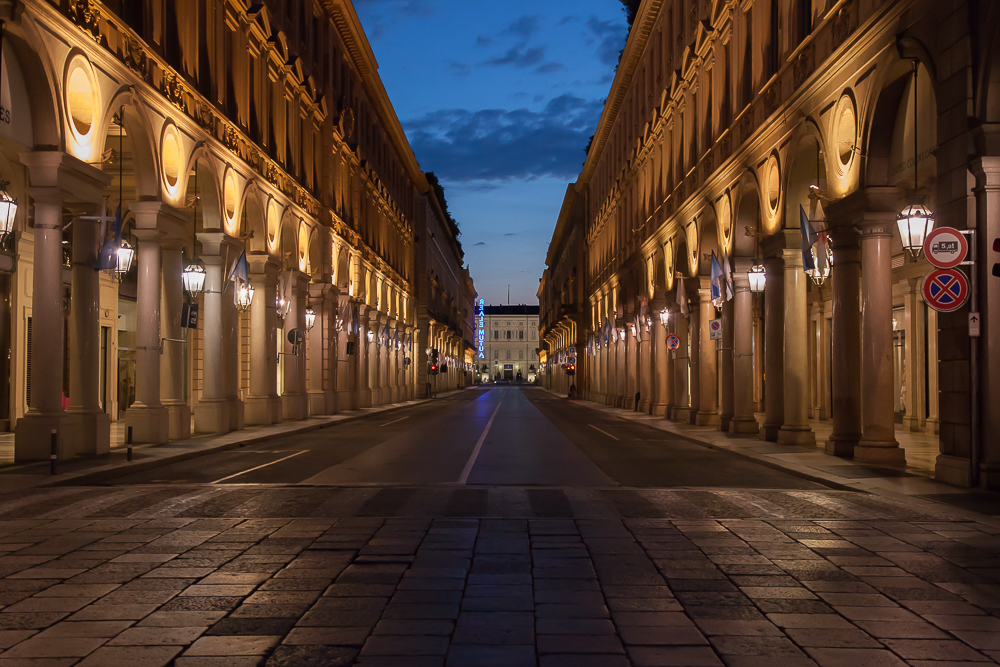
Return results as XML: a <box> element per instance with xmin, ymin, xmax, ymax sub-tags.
<box><xmin>483</xmin><ymin>305</ymin><xmax>540</xmax><ymax>382</ymax></box>
<box><xmin>0</xmin><ymin>0</ymin><xmax>469</xmax><ymax>461</ymax></box>
<box><xmin>539</xmin><ymin>0</ymin><xmax>1000</xmax><ymax>488</ymax></box>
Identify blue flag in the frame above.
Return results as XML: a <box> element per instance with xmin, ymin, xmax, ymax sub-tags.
<box><xmin>94</xmin><ymin>205</ymin><xmax>123</xmax><ymax>270</ymax></box>
<box><xmin>800</xmin><ymin>205</ymin><xmax>818</xmax><ymax>271</ymax></box>
<box><xmin>710</xmin><ymin>250</ymin><xmax>723</xmax><ymax>303</ymax></box>
<box><xmin>226</xmin><ymin>250</ymin><xmax>249</xmax><ymax>284</ymax></box>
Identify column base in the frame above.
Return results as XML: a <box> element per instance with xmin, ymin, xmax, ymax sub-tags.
<box><xmin>124</xmin><ymin>405</ymin><xmax>170</xmax><ymax>445</ymax></box>
<box><xmin>902</xmin><ymin>416</ymin><xmax>922</xmax><ymax>432</ymax></box>
<box><xmin>935</xmin><ymin>454</ymin><xmax>971</xmax><ymax>487</ymax></box>
<box><xmin>924</xmin><ymin>418</ymin><xmax>940</xmax><ymax>435</ymax></box>
<box><xmin>695</xmin><ymin>411</ymin><xmax>719</xmax><ymax>427</ymax></box>
<box><xmin>337</xmin><ymin>390</ymin><xmax>356</xmax><ymax>412</ymax></box>
<box><xmin>978</xmin><ymin>462</ymin><xmax>1000</xmax><ymax>492</ymax></box>
<box><xmin>777</xmin><ymin>427</ymin><xmax>816</xmax><ymax>447</ymax></box>
<box><xmin>282</xmin><ymin>393</ymin><xmax>308</xmax><ymax>421</ymax></box>
<box><xmin>760</xmin><ymin>424</ymin><xmax>781</xmax><ymax>442</ymax></box>
<box><xmin>651</xmin><ymin>403</ymin><xmax>667</xmax><ymax>417</ymax></box>
<box><xmin>671</xmin><ymin>407</ymin><xmax>691</xmax><ymax>422</ymax></box>
<box><xmin>65</xmin><ymin>409</ymin><xmax>111</xmax><ymax>456</ymax></box>
<box><xmin>309</xmin><ymin>390</ymin><xmax>336</xmax><ymax>416</ymax></box>
<box><xmin>14</xmin><ymin>412</ymin><xmax>75</xmax><ymax>462</ymax></box>
<box><xmin>590</xmin><ymin>393</ymin><xmax>606</xmax><ymax>404</ymax></box>
<box><xmin>638</xmin><ymin>400</ymin><xmax>651</xmax><ymax>413</ymax></box>
<box><xmin>229</xmin><ymin>400</ymin><xmax>245</xmax><ymax>432</ymax></box>
<box><xmin>164</xmin><ymin>403</ymin><xmax>191</xmax><ymax>441</ymax></box>
<box><xmin>194</xmin><ymin>399</ymin><xmax>231</xmax><ymax>435</ymax></box>
<box><xmin>718</xmin><ymin>415</ymin><xmax>732</xmax><ymax>432</ymax></box>
<box><xmin>825</xmin><ymin>434</ymin><xmax>859</xmax><ymax>458</ymax></box>
<box><xmin>622</xmin><ymin>397</ymin><xmax>635</xmax><ymax>411</ymax></box>
<box><xmin>854</xmin><ymin>440</ymin><xmax>905</xmax><ymax>466</ymax></box>
<box><xmin>358</xmin><ymin>388</ymin><xmax>373</xmax><ymax>408</ymax></box>
<box><xmin>729</xmin><ymin>417</ymin><xmax>759</xmax><ymax>435</ymax></box>
<box><xmin>245</xmin><ymin>396</ymin><xmax>282</xmax><ymax>426</ymax></box>
<box><xmin>389</xmin><ymin>386</ymin><xmax>400</xmax><ymax>404</ymax></box>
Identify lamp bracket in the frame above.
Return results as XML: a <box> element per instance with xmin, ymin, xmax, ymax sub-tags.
<box><xmin>159</xmin><ymin>337</ymin><xmax>186</xmax><ymax>354</ymax></box>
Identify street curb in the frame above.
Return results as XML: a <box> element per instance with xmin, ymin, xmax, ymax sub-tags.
<box><xmin>45</xmin><ymin>398</ymin><xmax>437</xmax><ymax>488</ymax></box>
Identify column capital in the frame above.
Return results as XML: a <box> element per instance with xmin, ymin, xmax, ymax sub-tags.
<box><xmin>969</xmin><ymin>155</ymin><xmax>1000</xmax><ymax>188</ymax></box>
<box><xmin>19</xmin><ymin>150</ymin><xmax>110</xmax><ymax>205</ymax></box>
<box><xmin>197</xmin><ymin>232</ymin><xmax>243</xmax><ymax>257</ymax></box>
<box><xmin>825</xmin><ymin>186</ymin><xmax>899</xmax><ymax>226</ymax></box>
<box><xmin>131</xmin><ymin>201</ymin><xmax>189</xmax><ymax>244</ymax></box>
<box><xmin>781</xmin><ymin>247</ymin><xmax>804</xmax><ymax>269</ymax></box>
<box><xmin>248</xmin><ymin>253</ymin><xmax>280</xmax><ymax>275</ymax></box>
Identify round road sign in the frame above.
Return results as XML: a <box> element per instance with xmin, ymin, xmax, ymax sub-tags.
<box><xmin>924</xmin><ymin>227</ymin><xmax>968</xmax><ymax>269</ymax></box>
<box><xmin>922</xmin><ymin>268</ymin><xmax>970</xmax><ymax>313</ymax></box>
<box><xmin>666</xmin><ymin>334</ymin><xmax>681</xmax><ymax>350</ymax></box>
<box><xmin>710</xmin><ymin>320</ymin><xmax>721</xmax><ymax>332</ymax></box>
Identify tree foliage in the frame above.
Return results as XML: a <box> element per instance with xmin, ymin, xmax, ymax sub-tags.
<box><xmin>620</xmin><ymin>0</ymin><xmax>641</xmax><ymax>29</ymax></box>
<box><xmin>425</xmin><ymin>172</ymin><xmax>460</xmax><ymax>238</ymax></box>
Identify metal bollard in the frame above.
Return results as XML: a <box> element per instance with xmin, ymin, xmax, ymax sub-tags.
<box><xmin>49</xmin><ymin>429</ymin><xmax>57</xmax><ymax>475</ymax></box>
<box><xmin>127</xmin><ymin>425</ymin><xmax>133</xmax><ymax>462</ymax></box>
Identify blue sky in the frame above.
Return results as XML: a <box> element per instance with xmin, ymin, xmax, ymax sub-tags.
<box><xmin>353</xmin><ymin>0</ymin><xmax>629</xmax><ymax>306</ymax></box>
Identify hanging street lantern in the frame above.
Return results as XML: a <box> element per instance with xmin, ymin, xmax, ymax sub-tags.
<box><xmin>182</xmin><ymin>258</ymin><xmax>207</xmax><ymax>297</ymax></box>
<box><xmin>897</xmin><ymin>203</ymin><xmax>934</xmax><ymax>260</ymax></box>
<box><xmin>115</xmin><ymin>239</ymin><xmax>135</xmax><ymax>282</ymax></box>
<box><xmin>748</xmin><ymin>263</ymin><xmax>767</xmax><ymax>293</ymax></box>
<box><xmin>0</xmin><ymin>181</ymin><xmax>18</xmax><ymax>242</ymax></box>
<box><xmin>659</xmin><ymin>308</ymin><xmax>670</xmax><ymax>326</ymax></box>
<box><xmin>235</xmin><ymin>281</ymin><xmax>254</xmax><ymax>312</ymax></box>
<box><xmin>304</xmin><ymin>306</ymin><xmax>316</xmax><ymax>331</ymax></box>
<box><xmin>366</xmin><ymin>329</ymin><xmax>375</xmax><ymax>343</ymax></box>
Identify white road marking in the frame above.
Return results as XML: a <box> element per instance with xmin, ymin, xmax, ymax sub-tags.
<box><xmin>380</xmin><ymin>416</ymin><xmax>409</xmax><ymax>427</ymax></box>
<box><xmin>589</xmin><ymin>424</ymin><xmax>620</xmax><ymax>440</ymax></box>
<box><xmin>458</xmin><ymin>401</ymin><xmax>503</xmax><ymax>485</ymax></box>
<box><xmin>211</xmin><ymin>451</ymin><xmax>308</xmax><ymax>484</ymax></box>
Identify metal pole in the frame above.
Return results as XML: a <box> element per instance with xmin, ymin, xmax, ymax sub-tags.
<box><xmin>127</xmin><ymin>425</ymin><xmax>133</xmax><ymax>462</ymax></box>
<box><xmin>49</xmin><ymin>429</ymin><xmax>57</xmax><ymax>475</ymax></box>
<box><xmin>969</xmin><ymin>230</ymin><xmax>979</xmax><ymax>487</ymax></box>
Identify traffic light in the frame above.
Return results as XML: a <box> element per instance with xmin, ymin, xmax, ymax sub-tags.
<box><xmin>993</xmin><ymin>238</ymin><xmax>1000</xmax><ymax>278</ymax></box>
<box><xmin>429</xmin><ymin>364</ymin><xmax>438</xmax><ymax>376</ymax></box>
<box><xmin>566</xmin><ymin>364</ymin><xmax>576</xmax><ymax>376</ymax></box>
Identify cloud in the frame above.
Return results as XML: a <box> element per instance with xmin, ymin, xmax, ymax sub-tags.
<box><xmin>448</xmin><ymin>60</ymin><xmax>472</xmax><ymax>77</ymax></box>
<box><xmin>473</xmin><ymin>242</ymin><xmax>487</xmax><ymax>246</ymax></box>
<box><xmin>503</xmin><ymin>15</ymin><xmax>540</xmax><ymax>39</ymax></box>
<box><xmin>586</xmin><ymin>15</ymin><xmax>627</xmax><ymax>67</ymax></box>
<box><xmin>535</xmin><ymin>62</ymin><xmax>566</xmax><ymax>74</ymax></box>
<box><xmin>403</xmin><ymin>94</ymin><xmax>604</xmax><ymax>182</ymax></box>
<box><xmin>504</xmin><ymin>233</ymin><xmax>517</xmax><ymax>236</ymax></box>
<box><xmin>476</xmin><ymin>35</ymin><xmax>492</xmax><ymax>47</ymax></box>
<box><xmin>353</xmin><ymin>0</ymin><xmax>437</xmax><ymax>39</ymax></box>
<box><xmin>482</xmin><ymin>44</ymin><xmax>545</xmax><ymax>68</ymax></box>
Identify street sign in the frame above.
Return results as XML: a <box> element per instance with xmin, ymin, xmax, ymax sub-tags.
<box><xmin>993</xmin><ymin>237</ymin><xmax>1000</xmax><ymax>278</ymax></box>
<box><xmin>666</xmin><ymin>334</ymin><xmax>681</xmax><ymax>350</ymax></box>
<box><xmin>969</xmin><ymin>312</ymin><xmax>981</xmax><ymax>338</ymax></box>
<box><xmin>709</xmin><ymin>319</ymin><xmax>722</xmax><ymax>340</ymax></box>
<box><xmin>924</xmin><ymin>227</ymin><xmax>968</xmax><ymax>269</ymax></box>
<box><xmin>922</xmin><ymin>268</ymin><xmax>970</xmax><ymax>312</ymax></box>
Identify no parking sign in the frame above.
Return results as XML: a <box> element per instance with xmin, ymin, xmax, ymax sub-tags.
<box><xmin>709</xmin><ymin>319</ymin><xmax>722</xmax><ymax>340</ymax></box>
<box><xmin>666</xmin><ymin>334</ymin><xmax>681</xmax><ymax>350</ymax></box>
<box><xmin>922</xmin><ymin>268</ymin><xmax>969</xmax><ymax>313</ymax></box>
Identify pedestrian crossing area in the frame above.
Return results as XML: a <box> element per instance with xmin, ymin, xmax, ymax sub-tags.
<box><xmin>0</xmin><ymin>485</ymin><xmax>957</xmax><ymax>522</ymax></box>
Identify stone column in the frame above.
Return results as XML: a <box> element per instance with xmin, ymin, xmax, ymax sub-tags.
<box><xmin>730</xmin><ymin>258</ymin><xmax>759</xmax><ymax>434</ymax></box>
<box><xmin>719</xmin><ymin>295</ymin><xmax>734</xmax><ymax>431</ymax></box>
<box><xmin>337</xmin><ymin>295</ymin><xmax>355</xmax><ymax>410</ymax></box>
<box><xmin>651</xmin><ymin>303</ymin><xmax>669</xmax><ymax>416</ymax></box>
<box><xmin>671</xmin><ymin>310</ymin><xmax>690</xmax><ymax>422</ymax></box>
<box><xmin>388</xmin><ymin>319</ymin><xmax>400</xmax><ymax>403</ymax></box>
<box><xmin>245</xmin><ymin>257</ymin><xmax>281</xmax><ymax>425</ymax></box>
<box><xmin>694</xmin><ymin>283</ymin><xmax>718</xmax><ymax>426</ymax></box>
<box><xmin>282</xmin><ymin>271</ymin><xmax>309</xmax><ymax>420</ymax></box>
<box><xmin>638</xmin><ymin>316</ymin><xmax>652</xmax><ymax>413</ymax></box>
<box><xmin>65</xmin><ymin>214</ymin><xmax>110</xmax><ymax>455</ymax></box>
<box><xmin>222</xmin><ymin>253</ymin><xmax>244</xmax><ymax>432</ymax></box>
<box><xmin>307</xmin><ymin>283</ymin><xmax>336</xmax><ymax>416</ymax></box>
<box><xmin>357</xmin><ymin>307</ymin><xmax>373</xmax><ymax>407</ymax></box>
<box><xmin>925</xmin><ymin>305</ymin><xmax>939</xmax><ymax>435</ymax></box>
<box><xmin>624</xmin><ymin>319</ymin><xmax>636</xmax><ymax>410</ymax></box>
<box><xmin>825</xmin><ymin>223</ymin><xmax>862</xmax><ymax>457</ymax></box>
<box><xmin>159</xmin><ymin>240</ymin><xmax>190</xmax><ymax>440</ymax></box>
<box><xmin>193</xmin><ymin>246</ymin><xmax>230</xmax><ymax>434</ymax></box>
<box><xmin>761</xmin><ymin>255</ymin><xmax>784</xmax><ymax>441</ymax></box>
<box><xmin>856</xmin><ymin>219</ymin><xmax>904</xmax><ymax>465</ymax></box>
<box><xmin>778</xmin><ymin>248</ymin><xmax>815</xmax><ymax>446</ymax></box>
<box><xmin>689</xmin><ymin>296</ymin><xmax>701</xmax><ymax>424</ymax></box>
<box><xmin>901</xmin><ymin>278</ymin><xmax>926</xmax><ymax>432</ymax></box>
<box><xmin>817</xmin><ymin>301</ymin><xmax>831</xmax><ymax>420</ymax></box>
<box><xmin>125</xmin><ymin>225</ymin><xmax>170</xmax><ymax>444</ymax></box>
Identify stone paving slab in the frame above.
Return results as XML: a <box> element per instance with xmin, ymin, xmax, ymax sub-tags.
<box><xmin>0</xmin><ymin>489</ymin><xmax>992</xmax><ymax>664</ymax></box>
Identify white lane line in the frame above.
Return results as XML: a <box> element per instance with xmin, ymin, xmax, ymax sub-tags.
<box><xmin>381</xmin><ymin>416</ymin><xmax>409</xmax><ymax>427</ymax></box>
<box><xmin>458</xmin><ymin>401</ymin><xmax>503</xmax><ymax>485</ymax></box>
<box><xmin>211</xmin><ymin>450</ymin><xmax>308</xmax><ymax>484</ymax></box>
<box><xmin>589</xmin><ymin>424</ymin><xmax>620</xmax><ymax>441</ymax></box>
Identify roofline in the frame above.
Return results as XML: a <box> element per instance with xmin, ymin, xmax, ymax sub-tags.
<box><xmin>545</xmin><ymin>184</ymin><xmax>577</xmax><ymax>268</ymax></box>
<box><xmin>579</xmin><ymin>0</ymin><xmax>664</xmax><ymax>186</ymax></box>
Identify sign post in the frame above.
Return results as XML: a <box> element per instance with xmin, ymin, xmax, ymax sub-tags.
<box><xmin>709</xmin><ymin>319</ymin><xmax>722</xmax><ymax>340</ymax></box>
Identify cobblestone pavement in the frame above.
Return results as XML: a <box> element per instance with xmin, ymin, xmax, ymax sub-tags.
<box><xmin>0</xmin><ymin>486</ymin><xmax>996</xmax><ymax>665</ymax></box>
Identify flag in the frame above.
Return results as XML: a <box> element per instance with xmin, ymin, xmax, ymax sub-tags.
<box><xmin>676</xmin><ymin>274</ymin><xmax>689</xmax><ymax>318</ymax></box>
<box><xmin>226</xmin><ymin>250</ymin><xmax>249</xmax><ymax>284</ymax></box>
<box><xmin>800</xmin><ymin>204</ymin><xmax>818</xmax><ymax>271</ymax></box>
<box><xmin>710</xmin><ymin>251</ymin><xmax>723</xmax><ymax>304</ymax></box>
<box><xmin>94</xmin><ymin>205</ymin><xmax>123</xmax><ymax>270</ymax></box>
<box><xmin>722</xmin><ymin>253</ymin><xmax>735</xmax><ymax>301</ymax></box>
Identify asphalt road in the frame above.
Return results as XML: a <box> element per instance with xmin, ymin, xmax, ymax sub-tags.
<box><xmin>106</xmin><ymin>386</ymin><xmax>821</xmax><ymax>490</ymax></box>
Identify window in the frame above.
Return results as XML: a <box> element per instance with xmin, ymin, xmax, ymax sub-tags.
<box><xmin>494</xmin><ymin>330</ymin><xmax>498</xmax><ymax>340</ymax></box>
<box><xmin>519</xmin><ymin>350</ymin><xmax>524</xmax><ymax>360</ymax></box>
<box><xmin>494</xmin><ymin>350</ymin><xmax>499</xmax><ymax>359</ymax></box>
<box><xmin>506</xmin><ymin>331</ymin><xmax>511</xmax><ymax>339</ymax></box>
<box><xmin>519</xmin><ymin>331</ymin><xmax>524</xmax><ymax>340</ymax></box>
<box><xmin>506</xmin><ymin>350</ymin><xmax>511</xmax><ymax>360</ymax></box>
